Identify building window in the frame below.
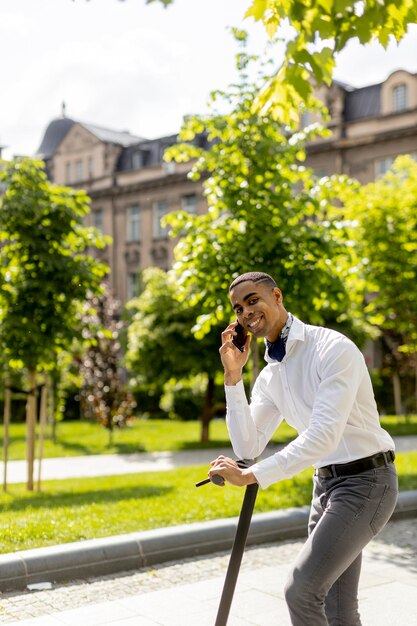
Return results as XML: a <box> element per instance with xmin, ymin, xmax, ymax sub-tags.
<box><xmin>65</xmin><ymin>162</ymin><xmax>71</xmax><ymax>184</ymax></box>
<box><xmin>92</xmin><ymin>208</ymin><xmax>104</xmax><ymax>231</ymax></box>
<box><xmin>131</xmin><ymin>151</ymin><xmax>143</xmax><ymax>169</ymax></box>
<box><xmin>153</xmin><ymin>199</ymin><xmax>169</xmax><ymax>239</ymax></box>
<box><xmin>87</xmin><ymin>157</ymin><xmax>94</xmax><ymax>179</ymax></box>
<box><xmin>76</xmin><ymin>159</ymin><xmax>83</xmax><ymax>181</ymax></box>
<box><xmin>181</xmin><ymin>193</ymin><xmax>198</xmax><ymax>214</ymax></box>
<box><xmin>162</xmin><ymin>161</ymin><xmax>175</xmax><ymax>174</ymax></box>
<box><xmin>126</xmin><ymin>205</ymin><xmax>141</xmax><ymax>242</ymax></box>
<box><xmin>392</xmin><ymin>84</ymin><xmax>408</xmax><ymax>112</ymax></box>
<box><xmin>127</xmin><ymin>272</ymin><xmax>139</xmax><ymax>300</ymax></box>
<box><xmin>375</xmin><ymin>157</ymin><xmax>394</xmax><ymax>178</ymax></box>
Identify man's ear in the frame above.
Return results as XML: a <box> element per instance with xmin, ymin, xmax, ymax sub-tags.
<box><xmin>273</xmin><ymin>287</ymin><xmax>283</xmax><ymax>304</ymax></box>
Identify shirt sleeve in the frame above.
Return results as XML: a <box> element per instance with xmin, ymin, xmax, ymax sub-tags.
<box><xmin>251</xmin><ymin>338</ymin><xmax>366</xmax><ymax>489</ymax></box>
<box><xmin>225</xmin><ymin>377</ymin><xmax>283</xmax><ymax>461</ymax></box>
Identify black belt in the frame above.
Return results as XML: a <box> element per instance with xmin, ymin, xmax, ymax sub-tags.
<box><xmin>315</xmin><ymin>450</ymin><xmax>395</xmax><ymax>479</ymax></box>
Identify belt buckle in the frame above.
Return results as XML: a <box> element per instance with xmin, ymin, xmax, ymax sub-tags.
<box><xmin>383</xmin><ymin>450</ymin><xmax>395</xmax><ymax>464</ymax></box>
<box><xmin>329</xmin><ymin>464</ymin><xmax>338</xmax><ymax>478</ymax></box>
<box><xmin>317</xmin><ymin>466</ymin><xmax>334</xmax><ymax>478</ymax></box>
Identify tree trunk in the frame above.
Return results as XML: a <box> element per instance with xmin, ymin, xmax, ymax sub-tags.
<box><xmin>3</xmin><ymin>373</ymin><xmax>11</xmax><ymax>492</ymax></box>
<box><xmin>392</xmin><ymin>370</ymin><xmax>403</xmax><ymax>416</ymax></box>
<box><xmin>26</xmin><ymin>369</ymin><xmax>38</xmax><ymax>491</ymax></box>
<box><xmin>36</xmin><ymin>382</ymin><xmax>48</xmax><ymax>492</ymax></box>
<box><xmin>414</xmin><ymin>354</ymin><xmax>417</xmax><ymax>415</ymax></box>
<box><xmin>49</xmin><ymin>375</ymin><xmax>57</xmax><ymax>443</ymax></box>
<box><xmin>201</xmin><ymin>374</ymin><xmax>215</xmax><ymax>443</ymax></box>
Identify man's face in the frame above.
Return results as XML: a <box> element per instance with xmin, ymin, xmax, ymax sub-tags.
<box><xmin>229</xmin><ymin>281</ymin><xmax>286</xmax><ymax>343</ymax></box>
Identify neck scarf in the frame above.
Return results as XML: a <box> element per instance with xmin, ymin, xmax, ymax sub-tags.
<box><xmin>266</xmin><ymin>313</ymin><xmax>294</xmax><ymax>362</ymax></box>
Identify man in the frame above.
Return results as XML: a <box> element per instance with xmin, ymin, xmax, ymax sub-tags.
<box><xmin>209</xmin><ymin>271</ymin><xmax>398</xmax><ymax>626</ymax></box>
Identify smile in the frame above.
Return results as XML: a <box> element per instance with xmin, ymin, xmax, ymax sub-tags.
<box><xmin>247</xmin><ymin>316</ymin><xmax>262</xmax><ymax>331</ymax></box>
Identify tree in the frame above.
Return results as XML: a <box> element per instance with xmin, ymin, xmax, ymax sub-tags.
<box><xmin>151</xmin><ymin>0</ymin><xmax>417</xmax><ymax>126</ymax></box>
<box><xmin>0</xmin><ymin>158</ymin><xmax>109</xmax><ymax>489</ymax></box>
<box><xmin>343</xmin><ymin>155</ymin><xmax>417</xmax><ymax>413</ymax></box>
<box><xmin>126</xmin><ymin>267</ymin><xmax>225</xmax><ymax>442</ymax></box>
<box><xmin>77</xmin><ymin>286</ymin><xmax>136</xmax><ymax>445</ymax></box>
<box><xmin>246</xmin><ymin>0</ymin><xmax>417</xmax><ymax>125</ymax></box>
<box><xmin>164</xmin><ymin>32</ymin><xmax>361</xmax><ymax>348</ymax></box>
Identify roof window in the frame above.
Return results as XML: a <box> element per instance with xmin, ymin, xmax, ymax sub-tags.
<box><xmin>392</xmin><ymin>84</ymin><xmax>408</xmax><ymax>112</ymax></box>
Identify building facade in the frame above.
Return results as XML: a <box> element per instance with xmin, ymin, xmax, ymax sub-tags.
<box><xmin>36</xmin><ymin>118</ymin><xmax>207</xmax><ymax>302</ymax></box>
<box><xmin>305</xmin><ymin>69</ymin><xmax>417</xmax><ymax>182</ymax></box>
<box><xmin>35</xmin><ymin>69</ymin><xmax>417</xmax><ymax>303</ymax></box>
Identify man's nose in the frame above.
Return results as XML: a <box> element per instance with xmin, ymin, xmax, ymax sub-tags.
<box><xmin>242</xmin><ymin>308</ymin><xmax>254</xmax><ymax>319</ymax></box>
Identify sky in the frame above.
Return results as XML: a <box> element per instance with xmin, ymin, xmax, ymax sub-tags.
<box><xmin>1</xmin><ymin>0</ymin><xmax>417</xmax><ymax>160</ymax></box>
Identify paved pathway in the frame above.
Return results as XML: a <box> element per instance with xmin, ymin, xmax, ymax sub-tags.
<box><xmin>2</xmin><ymin>436</ymin><xmax>417</xmax><ymax>484</ymax></box>
<box><xmin>1</xmin><ymin>448</ymin><xmax>234</xmax><ymax>484</ymax></box>
<box><xmin>0</xmin><ymin>516</ymin><xmax>416</xmax><ymax>625</ymax></box>
<box><xmin>1</xmin><ymin>436</ymin><xmax>416</xmax><ymax>624</ymax></box>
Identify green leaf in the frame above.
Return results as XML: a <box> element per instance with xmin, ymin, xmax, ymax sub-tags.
<box><xmin>317</xmin><ymin>0</ymin><xmax>334</xmax><ymax>12</ymax></box>
<box><xmin>244</xmin><ymin>0</ymin><xmax>269</xmax><ymax>21</ymax></box>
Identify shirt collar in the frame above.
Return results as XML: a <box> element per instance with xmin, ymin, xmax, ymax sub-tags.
<box><xmin>279</xmin><ymin>312</ymin><xmax>294</xmax><ymax>343</ymax></box>
<box><xmin>264</xmin><ymin>314</ymin><xmax>305</xmax><ymax>363</ymax></box>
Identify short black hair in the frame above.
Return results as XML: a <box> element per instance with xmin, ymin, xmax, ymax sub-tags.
<box><xmin>229</xmin><ymin>272</ymin><xmax>277</xmax><ymax>292</ymax></box>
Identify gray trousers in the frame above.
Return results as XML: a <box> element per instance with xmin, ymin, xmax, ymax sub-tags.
<box><xmin>284</xmin><ymin>462</ymin><xmax>398</xmax><ymax>625</ymax></box>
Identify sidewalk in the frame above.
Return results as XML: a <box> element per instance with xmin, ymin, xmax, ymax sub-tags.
<box><xmin>0</xmin><ymin>448</ymin><xmax>234</xmax><ymax>484</ymax></box>
<box><xmin>0</xmin><ymin>516</ymin><xmax>416</xmax><ymax>625</ymax></box>
<box><xmin>1</xmin><ymin>436</ymin><xmax>416</xmax><ymax>624</ymax></box>
<box><xmin>2</xmin><ymin>435</ymin><xmax>417</xmax><ymax>484</ymax></box>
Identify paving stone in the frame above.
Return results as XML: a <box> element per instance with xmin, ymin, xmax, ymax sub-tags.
<box><xmin>0</xmin><ymin>518</ymin><xmax>415</xmax><ymax>624</ymax></box>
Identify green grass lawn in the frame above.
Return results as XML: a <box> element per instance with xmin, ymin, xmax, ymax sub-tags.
<box><xmin>0</xmin><ymin>418</ymin><xmax>299</xmax><ymax>461</ymax></box>
<box><xmin>379</xmin><ymin>415</ymin><xmax>417</xmax><ymax>436</ymax></box>
<box><xmin>1</xmin><ymin>415</ymin><xmax>416</xmax><ymax>461</ymax></box>
<box><xmin>0</xmin><ymin>451</ymin><xmax>416</xmax><ymax>555</ymax></box>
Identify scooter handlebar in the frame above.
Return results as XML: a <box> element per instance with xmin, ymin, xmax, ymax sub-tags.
<box><xmin>195</xmin><ymin>474</ymin><xmax>225</xmax><ymax>487</ymax></box>
<box><xmin>195</xmin><ymin>459</ymin><xmax>255</xmax><ymax>488</ymax></box>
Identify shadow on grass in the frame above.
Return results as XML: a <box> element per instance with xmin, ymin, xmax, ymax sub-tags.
<box><xmin>54</xmin><ymin>439</ymin><xmax>147</xmax><ymax>456</ymax></box>
<box><xmin>380</xmin><ymin>417</ymin><xmax>417</xmax><ymax>437</ymax></box>
<box><xmin>0</xmin><ymin>433</ymin><xmax>26</xmax><ymax>445</ymax></box>
<box><xmin>110</xmin><ymin>442</ymin><xmax>147</xmax><ymax>454</ymax></box>
<box><xmin>382</xmin><ymin>424</ymin><xmax>417</xmax><ymax>437</ymax></box>
<box><xmin>1</xmin><ymin>484</ymin><xmax>173</xmax><ymax>513</ymax></box>
<box><xmin>179</xmin><ymin>439</ymin><xmax>232</xmax><ymax>450</ymax></box>
<box><xmin>178</xmin><ymin>434</ymin><xmax>296</xmax><ymax>451</ymax></box>
<box><xmin>398</xmin><ymin>475</ymin><xmax>417</xmax><ymax>492</ymax></box>
<box><xmin>53</xmin><ymin>438</ymin><xmax>102</xmax><ymax>456</ymax></box>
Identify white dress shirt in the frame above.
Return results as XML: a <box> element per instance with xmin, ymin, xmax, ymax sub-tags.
<box><xmin>225</xmin><ymin>316</ymin><xmax>395</xmax><ymax>489</ymax></box>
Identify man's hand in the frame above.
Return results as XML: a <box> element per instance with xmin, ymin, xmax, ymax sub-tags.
<box><xmin>219</xmin><ymin>321</ymin><xmax>251</xmax><ymax>386</ymax></box>
<box><xmin>208</xmin><ymin>455</ymin><xmax>257</xmax><ymax>487</ymax></box>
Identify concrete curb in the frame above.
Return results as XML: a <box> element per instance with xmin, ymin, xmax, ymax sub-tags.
<box><xmin>1</xmin><ymin>490</ymin><xmax>416</xmax><ymax>592</ymax></box>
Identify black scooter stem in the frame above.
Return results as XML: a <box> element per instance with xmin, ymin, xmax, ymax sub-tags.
<box><xmin>214</xmin><ymin>465</ymin><xmax>259</xmax><ymax>626</ymax></box>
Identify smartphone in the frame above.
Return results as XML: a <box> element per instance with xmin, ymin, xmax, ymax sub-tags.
<box><xmin>232</xmin><ymin>321</ymin><xmax>248</xmax><ymax>352</ymax></box>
